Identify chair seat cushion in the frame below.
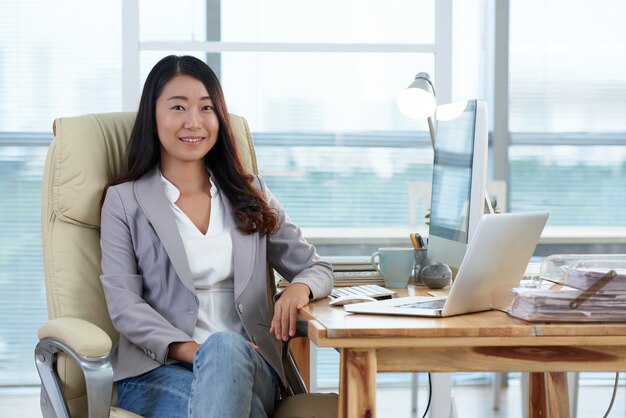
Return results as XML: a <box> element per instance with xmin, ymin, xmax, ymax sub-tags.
<box><xmin>272</xmin><ymin>393</ymin><xmax>338</xmax><ymax>418</ymax></box>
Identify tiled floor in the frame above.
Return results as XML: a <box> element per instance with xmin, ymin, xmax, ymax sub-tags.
<box><xmin>1</xmin><ymin>381</ymin><xmax>624</xmax><ymax>417</ymax></box>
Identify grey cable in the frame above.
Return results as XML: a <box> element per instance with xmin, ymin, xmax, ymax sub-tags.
<box><xmin>602</xmin><ymin>372</ymin><xmax>619</xmax><ymax>418</ymax></box>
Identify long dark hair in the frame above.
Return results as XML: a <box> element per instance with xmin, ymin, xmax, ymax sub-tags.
<box><xmin>107</xmin><ymin>55</ymin><xmax>279</xmax><ymax>235</ymax></box>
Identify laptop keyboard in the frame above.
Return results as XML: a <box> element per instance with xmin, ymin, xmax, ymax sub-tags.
<box><xmin>330</xmin><ymin>285</ymin><xmax>397</xmax><ymax>300</ymax></box>
<box><xmin>399</xmin><ymin>299</ymin><xmax>447</xmax><ymax>310</ymax></box>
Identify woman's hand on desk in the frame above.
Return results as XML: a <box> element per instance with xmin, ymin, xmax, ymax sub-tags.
<box><xmin>270</xmin><ymin>283</ymin><xmax>311</xmax><ymax>341</ymax></box>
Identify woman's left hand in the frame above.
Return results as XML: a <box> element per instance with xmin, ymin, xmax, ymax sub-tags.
<box><xmin>270</xmin><ymin>283</ymin><xmax>311</xmax><ymax>341</ymax></box>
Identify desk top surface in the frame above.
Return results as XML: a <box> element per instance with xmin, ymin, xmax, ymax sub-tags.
<box><xmin>300</xmin><ymin>286</ymin><xmax>626</xmax><ymax>343</ymax></box>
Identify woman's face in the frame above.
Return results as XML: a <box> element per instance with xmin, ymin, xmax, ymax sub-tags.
<box><xmin>155</xmin><ymin>75</ymin><xmax>219</xmax><ymax>168</ymax></box>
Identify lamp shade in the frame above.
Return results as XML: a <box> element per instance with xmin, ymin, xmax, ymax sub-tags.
<box><xmin>396</xmin><ymin>72</ymin><xmax>437</xmax><ymax>120</ymax></box>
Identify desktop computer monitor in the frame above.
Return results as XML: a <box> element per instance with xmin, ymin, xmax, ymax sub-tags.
<box><xmin>427</xmin><ymin>99</ymin><xmax>488</xmax><ymax>270</ymax></box>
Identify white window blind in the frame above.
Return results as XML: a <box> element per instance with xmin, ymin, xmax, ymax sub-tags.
<box><xmin>510</xmin><ymin>0</ymin><xmax>626</xmax><ymax>133</ymax></box>
<box><xmin>509</xmin><ymin>0</ymin><xmax>626</xmax><ymax>226</ymax></box>
<box><xmin>0</xmin><ymin>1</ymin><xmax>122</xmax><ymax>132</ymax></box>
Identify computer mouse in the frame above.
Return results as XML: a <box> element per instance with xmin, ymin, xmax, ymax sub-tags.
<box><xmin>329</xmin><ymin>295</ymin><xmax>376</xmax><ymax>307</ymax></box>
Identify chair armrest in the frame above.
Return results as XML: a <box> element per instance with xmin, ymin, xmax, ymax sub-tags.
<box><xmin>35</xmin><ymin>318</ymin><xmax>113</xmax><ymax>418</ymax></box>
<box><xmin>38</xmin><ymin>317</ymin><xmax>112</xmax><ymax>357</ymax></box>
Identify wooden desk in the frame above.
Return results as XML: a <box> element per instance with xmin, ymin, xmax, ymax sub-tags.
<box><xmin>300</xmin><ymin>291</ymin><xmax>626</xmax><ymax>418</ymax></box>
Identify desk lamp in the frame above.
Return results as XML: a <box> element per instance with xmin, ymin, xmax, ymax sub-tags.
<box><xmin>397</xmin><ymin>73</ymin><xmax>494</xmax><ymax>214</ymax></box>
<box><xmin>396</xmin><ymin>72</ymin><xmax>437</xmax><ymax>149</ymax></box>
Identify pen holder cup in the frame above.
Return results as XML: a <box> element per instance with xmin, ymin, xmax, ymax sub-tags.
<box><xmin>411</xmin><ymin>248</ymin><xmax>430</xmax><ymax>286</ymax></box>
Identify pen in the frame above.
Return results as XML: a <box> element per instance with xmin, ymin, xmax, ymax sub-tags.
<box><xmin>410</xmin><ymin>233</ymin><xmax>424</xmax><ymax>249</ymax></box>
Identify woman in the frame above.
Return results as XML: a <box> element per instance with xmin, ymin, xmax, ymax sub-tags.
<box><xmin>100</xmin><ymin>55</ymin><xmax>334</xmax><ymax>418</ymax></box>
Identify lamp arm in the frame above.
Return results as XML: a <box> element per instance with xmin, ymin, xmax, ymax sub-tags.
<box><xmin>427</xmin><ymin>116</ymin><xmax>436</xmax><ymax>149</ymax></box>
<box><xmin>415</xmin><ymin>73</ymin><xmax>437</xmax><ymax>149</ymax></box>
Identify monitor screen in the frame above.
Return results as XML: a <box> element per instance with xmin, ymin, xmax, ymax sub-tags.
<box><xmin>429</xmin><ymin>100</ymin><xmax>477</xmax><ymax>243</ymax></box>
<box><xmin>427</xmin><ymin>100</ymin><xmax>488</xmax><ymax>270</ymax></box>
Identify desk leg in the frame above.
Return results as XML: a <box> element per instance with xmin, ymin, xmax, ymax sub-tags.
<box><xmin>529</xmin><ymin>372</ymin><xmax>570</xmax><ymax>418</ymax></box>
<box><xmin>529</xmin><ymin>373</ymin><xmax>547</xmax><ymax>418</ymax></box>
<box><xmin>546</xmin><ymin>372</ymin><xmax>570</xmax><ymax>418</ymax></box>
<box><xmin>339</xmin><ymin>348</ymin><xmax>376</xmax><ymax>418</ymax></box>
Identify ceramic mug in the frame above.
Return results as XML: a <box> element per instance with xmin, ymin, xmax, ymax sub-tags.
<box><xmin>371</xmin><ymin>247</ymin><xmax>415</xmax><ymax>288</ymax></box>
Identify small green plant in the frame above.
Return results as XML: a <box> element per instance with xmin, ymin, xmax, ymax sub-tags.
<box><xmin>491</xmin><ymin>199</ymin><xmax>500</xmax><ymax>214</ymax></box>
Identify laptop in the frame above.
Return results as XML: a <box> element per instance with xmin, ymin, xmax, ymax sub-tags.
<box><xmin>344</xmin><ymin>211</ymin><xmax>549</xmax><ymax>317</ymax></box>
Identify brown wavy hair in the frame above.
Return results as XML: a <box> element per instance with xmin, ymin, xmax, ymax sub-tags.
<box><xmin>106</xmin><ymin>55</ymin><xmax>279</xmax><ymax>235</ymax></box>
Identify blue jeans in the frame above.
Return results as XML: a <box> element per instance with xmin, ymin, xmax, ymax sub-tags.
<box><xmin>116</xmin><ymin>332</ymin><xmax>279</xmax><ymax>418</ymax></box>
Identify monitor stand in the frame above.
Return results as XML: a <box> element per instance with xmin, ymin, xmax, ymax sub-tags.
<box><xmin>448</xmin><ymin>190</ymin><xmax>493</xmax><ymax>281</ymax></box>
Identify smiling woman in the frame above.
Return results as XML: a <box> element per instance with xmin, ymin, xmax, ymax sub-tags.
<box><xmin>99</xmin><ymin>55</ymin><xmax>334</xmax><ymax>418</ymax></box>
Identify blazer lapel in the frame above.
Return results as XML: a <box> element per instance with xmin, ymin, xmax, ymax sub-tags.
<box><xmin>221</xmin><ymin>189</ymin><xmax>256</xmax><ymax>299</ymax></box>
<box><xmin>134</xmin><ymin>167</ymin><xmax>196</xmax><ymax>295</ymax></box>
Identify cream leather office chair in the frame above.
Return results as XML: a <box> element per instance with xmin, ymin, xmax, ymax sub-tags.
<box><xmin>36</xmin><ymin>112</ymin><xmax>337</xmax><ymax>418</ymax></box>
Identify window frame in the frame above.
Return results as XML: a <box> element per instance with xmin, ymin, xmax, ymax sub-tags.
<box><xmin>122</xmin><ymin>0</ymin><xmax>452</xmax><ymax>111</ymax></box>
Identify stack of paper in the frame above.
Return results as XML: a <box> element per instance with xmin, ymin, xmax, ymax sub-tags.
<box><xmin>330</xmin><ymin>271</ymin><xmax>385</xmax><ymax>287</ymax></box>
<box><xmin>276</xmin><ymin>256</ymin><xmax>385</xmax><ymax>288</ymax></box>
<box><xmin>508</xmin><ymin>288</ymin><xmax>626</xmax><ymax>322</ymax></box>
<box><xmin>329</xmin><ymin>256</ymin><xmax>385</xmax><ymax>286</ymax></box>
<box><xmin>563</xmin><ymin>266</ymin><xmax>626</xmax><ymax>293</ymax></box>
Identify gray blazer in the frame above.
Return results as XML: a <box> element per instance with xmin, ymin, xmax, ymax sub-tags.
<box><xmin>100</xmin><ymin>167</ymin><xmax>334</xmax><ymax>387</ymax></box>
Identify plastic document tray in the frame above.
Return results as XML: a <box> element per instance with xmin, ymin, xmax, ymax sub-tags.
<box><xmin>493</xmin><ymin>254</ymin><xmax>626</xmax><ymax>322</ymax></box>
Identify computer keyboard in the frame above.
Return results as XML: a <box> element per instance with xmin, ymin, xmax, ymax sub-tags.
<box><xmin>330</xmin><ymin>284</ymin><xmax>397</xmax><ymax>300</ymax></box>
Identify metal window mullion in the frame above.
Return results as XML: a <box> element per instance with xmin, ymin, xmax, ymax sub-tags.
<box><xmin>122</xmin><ymin>0</ymin><xmax>140</xmax><ymax>111</ymax></box>
<box><xmin>492</xmin><ymin>0</ymin><xmax>510</xmax><ymax>184</ymax></box>
<box><xmin>511</xmin><ymin>132</ymin><xmax>626</xmax><ymax>146</ymax></box>
<box><xmin>139</xmin><ymin>41</ymin><xmax>436</xmax><ymax>53</ymax></box>
<box><xmin>205</xmin><ymin>0</ymin><xmax>221</xmax><ymax>79</ymax></box>
<box><xmin>434</xmin><ymin>0</ymin><xmax>453</xmax><ymax>104</ymax></box>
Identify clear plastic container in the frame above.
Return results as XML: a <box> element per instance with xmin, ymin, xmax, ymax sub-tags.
<box><xmin>540</xmin><ymin>254</ymin><xmax>626</xmax><ymax>285</ymax></box>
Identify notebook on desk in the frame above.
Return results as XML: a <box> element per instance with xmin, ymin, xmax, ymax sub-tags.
<box><xmin>344</xmin><ymin>212</ymin><xmax>549</xmax><ymax>318</ymax></box>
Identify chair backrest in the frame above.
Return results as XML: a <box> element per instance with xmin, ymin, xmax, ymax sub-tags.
<box><xmin>42</xmin><ymin>112</ymin><xmax>259</xmax><ymax>416</ymax></box>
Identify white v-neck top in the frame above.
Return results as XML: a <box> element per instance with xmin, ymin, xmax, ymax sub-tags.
<box><xmin>160</xmin><ymin>173</ymin><xmax>245</xmax><ymax>344</ymax></box>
